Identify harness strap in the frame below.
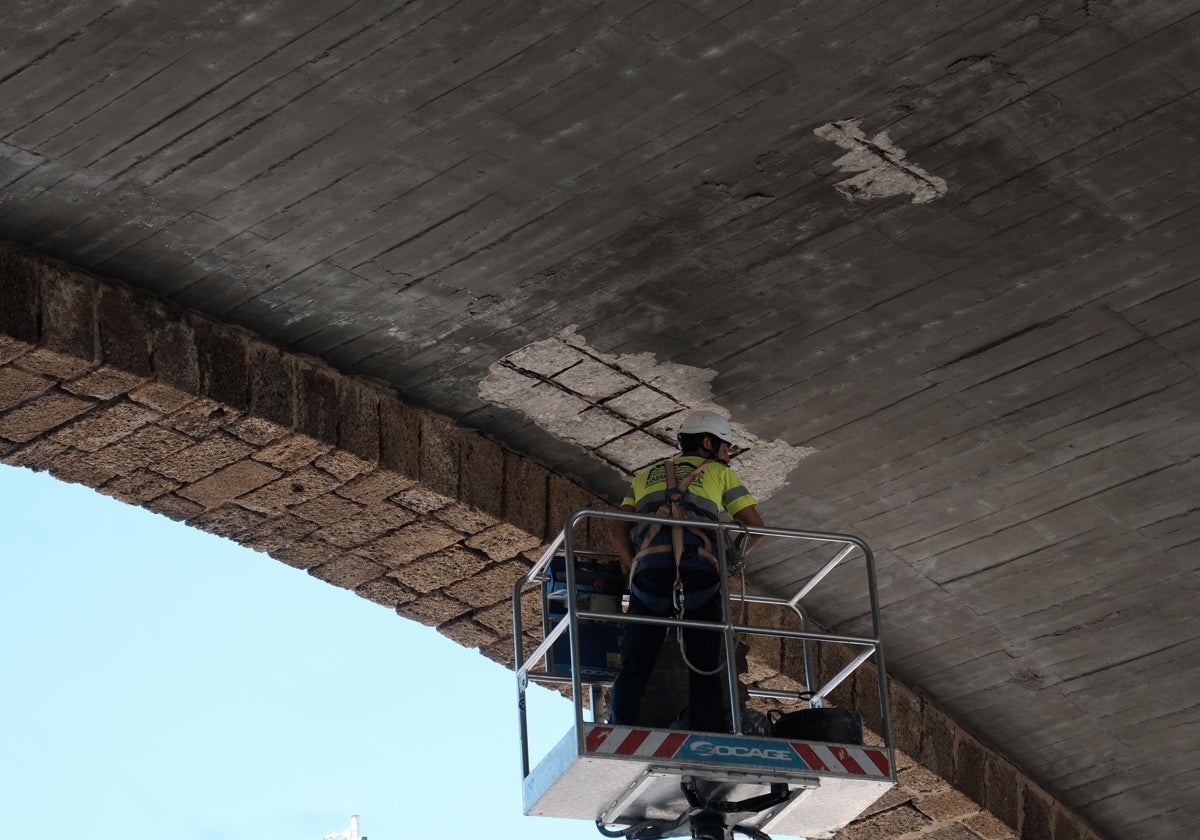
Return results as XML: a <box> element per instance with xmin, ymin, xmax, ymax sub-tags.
<box><xmin>629</xmin><ymin>458</ymin><xmax>719</xmax><ymax>603</ymax></box>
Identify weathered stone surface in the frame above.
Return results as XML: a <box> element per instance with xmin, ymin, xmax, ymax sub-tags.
<box><xmin>296</xmin><ymin>361</ymin><xmax>338</xmax><ymax>442</ymax></box>
<box><xmin>128</xmin><ymin>381</ymin><xmax>195</xmax><ymax>413</ymax></box>
<box><xmin>0</xmin><ymin>367</ymin><xmax>51</xmax><ymax>412</ymax></box>
<box><xmin>418</xmin><ymin>415</ymin><xmax>460</xmax><ymax>499</ymax></box>
<box><xmin>314</xmin><ymin>448</ymin><xmax>372</xmax><ymax>482</ymax></box>
<box><xmin>50</xmin><ymin>401</ymin><xmax>158</xmax><ymax>452</ymax></box>
<box><xmin>177</xmin><ymin>459</ymin><xmax>281</xmax><ymax>508</ymax></box>
<box><xmin>0</xmin><ymin>335</ymin><xmax>32</xmax><ymax>365</ymax></box>
<box><xmin>292</xmin><ymin>492</ymin><xmax>365</xmax><ymax>526</ymax></box>
<box><xmin>313</xmin><ymin>502</ymin><xmax>414</xmax><ymax>548</ymax></box>
<box><xmin>379</xmin><ymin>397</ymin><xmax>420</xmax><ymax>478</ymax></box>
<box><xmin>390</xmin><ymin>545</ymin><xmax>490</xmax><ymax>594</ymax></box>
<box><xmin>0</xmin><ymin>246</ymin><xmax>41</xmax><ymax>346</ymax></box>
<box><xmin>153</xmin><ymin>432</ymin><xmax>254</xmax><ymax>483</ymax></box>
<box><xmin>956</xmin><ymin>735</ymin><xmax>987</xmax><ymax>809</ymax></box>
<box><xmin>162</xmin><ymin>397</ymin><xmax>240</xmax><ymax>438</ymax></box>
<box><xmin>40</xmin><ymin>270</ymin><xmax>94</xmax><ymax>365</ymax></box>
<box><xmin>966</xmin><ymin>811</ymin><xmax>1017</xmax><ymax>840</ymax></box>
<box><xmin>62</xmin><ymin>366</ymin><xmax>148</xmax><ymax>400</ymax></box>
<box><xmin>0</xmin><ymin>392</ymin><xmax>95</xmax><ymax>442</ymax></box>
<box><xmin>228</xmin><ymin>416</ymin><xmax>288</xmax><ymax>446</ymax></box>
<box><xmin>355</xmin><ymin>576</ymin><xmax>415</xmax><ymax>609</ymax></box>
<box><xmin>188</xmin><ymin>504</ymin><xmax>268</xmax><ymax>540</ymax></box>
<box><xmin>143</xmin><ymin>491</ymin><xmax>205</xmax><ymax>522</ymax></box>
<box><xmin>97</xmin><ymin>284</ymin><xmax>151</xmax><ymax>376</ymax></box>
<box><xmin>396</xmin><ymin>591</ymin><xmax>470</xmax><ymax>627</ymax></box>
<box><xmin>192</xmin><ymin>316</ymin><xmax>248</xmax><ymax>410</ymax></box>
<box><xmin>446</xmin><ymin>561</ymin><xmax>527</xmax><ymax>608</ymax></box>
<box><xmin>357</xmin><ymin>520</ymin><xmax>463</xmax><ymax>567</ymax></box>
<box><xmin>237</xmin><ymin>466</ymin><xmax>342</xmax><ymax>514</ymax></box>
<box><xmin>99</xmin><ymin>469</ymin><xmax>180</xmax><ymax>504</ymax></box>
<box><xmin>503</xmin><ymin>452</ymin><xmax>548</xmax><ymax>539</ymax></box>
<box><xmin>335</xmin><ymin>468</ymin><xmax>414</xmax><ymax>504</ymax></box>
<box><xmin>439</xmin><ymin>617</ymin><xmax>499</xmax><ymax>650</ymax></box>
<box><xmin>146</xmin><ymin>304</ymin><xmax>198</xmax><ymax>393</ymax></box>
<box><xmin>466</xmin><ymin>522</ymin><xmax>543</xmax><ymax>562</ymax></box>
<box><xmin>460</xmin><ymin>434</ymin><xmax>504</xmax><ymax>517</ymax></box>
<box><xmin>309</xmin><ymin>555</ymin><xmax>387</xmax><ymax>590</ymax></box>
<box><xmin>337</xmin><ymin>378</ymin><xmax>380</xmax><ymax>463</ymax></box>
<box><xmin>435</xmin><ymin>501</ymin><xmax>500</xmax><ymax>534</ymax></box>
<box><xmin>245</xmin><ymin>340</ymin><xmax>293</xmax><ymax>428</ymax></box>
<box><xmin>837</xmin><ymin>804</ymin><xmax>932</xmax><ymax>839</ymax></box>
<box><xmin>916</xmin><ymin>789</ymin><xmax>980</xmax><ymax>822</ymax></box>
<box><xmin>986</xmin><ymin>754</ymin><xmax>1020</xmax><ymax>830</ymax></box>
<box><xmin>242</xmin><ymin>513</ymin><xmax>321</xmax><ymax>555</ymax></box>
<box><xmin>393</xmin><ymin>484</ymin><xmax>453</xmax><ymax>514</ymax></box>
<box><xmin>1020</xmin><ymin>783</ymin><xmax>1052</xmax><ymax>840</ymax></box>
<box><xmin>83</xmin><ymin>425</ymin><xmax>193</xmax><ymax>477</ymax></box>
<box><xmin>254</xmin><ymin>433</ymin><xmax>332</xmax><ymax>470</ymax></box>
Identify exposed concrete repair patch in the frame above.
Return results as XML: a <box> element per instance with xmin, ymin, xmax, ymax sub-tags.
<box><xmin>815</xmin><ymin>118</ymin><xmax>948</xmax><ymax>204</ymax></box>
<box><xmin>479</xmin><ymin>327</ymin><xmax>812</xmax><ymax>500</ymax></box>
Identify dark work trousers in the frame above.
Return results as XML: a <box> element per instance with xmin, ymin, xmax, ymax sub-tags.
<box><xmin>609</xmin><ymin>573</ymin><xmax>727</xmax><ymax>733</ymax></box>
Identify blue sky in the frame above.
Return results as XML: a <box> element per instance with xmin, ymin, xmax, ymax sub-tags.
<box><xmin>0</xmin><ymin>464</ymin><xmax>595</xmax><ymax>840</ymax></box>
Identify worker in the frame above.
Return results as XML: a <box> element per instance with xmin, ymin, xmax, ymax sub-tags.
<box><xmin>606</xmin><ymin>410</ymin><xmax>765</xmax><ymax>733</ymax></box>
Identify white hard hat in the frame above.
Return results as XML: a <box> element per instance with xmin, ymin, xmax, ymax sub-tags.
<box><xmin>677</xmin><ymin>410</ymin><xmax>733</xmax><ymax>445</ymax></box>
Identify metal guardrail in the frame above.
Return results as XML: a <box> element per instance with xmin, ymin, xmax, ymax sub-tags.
<box><xmin>513</xmin><ymin>509</ymin><xmax>892</xmax><ymax>778</ymax></box>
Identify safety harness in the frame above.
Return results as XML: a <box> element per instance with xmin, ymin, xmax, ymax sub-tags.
<box><xmin>629</xmin><ymin>457</ymin><xmax>721</xmax><ymax>615</ymax></box>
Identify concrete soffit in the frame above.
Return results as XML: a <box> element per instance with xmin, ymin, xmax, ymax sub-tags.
<box><xmin>0</xmin><ymin>244</ymin><xmax>1101</xmax><ymax>840</ymax></box>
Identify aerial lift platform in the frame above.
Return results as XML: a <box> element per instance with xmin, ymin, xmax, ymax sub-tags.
<box><xmin>513</xmin><ymin>510</ymin><xmax>896</xmax><ymax>840</ymax></box>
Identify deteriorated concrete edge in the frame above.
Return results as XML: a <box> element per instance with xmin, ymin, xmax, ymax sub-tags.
<box><xmin>0</xmin><ymin>243</ymin><xmax>1100</xmax><ymax>840</ymax></box>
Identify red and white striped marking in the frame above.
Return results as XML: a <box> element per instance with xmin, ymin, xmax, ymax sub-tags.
<box><xmin>789</xmin><ymin>742</ymin><xmax>891</xmax><ymax>778</ymax></box>
<box><xmin>583</xmin><ymin>725</ymin><xmax>891</xmax><ymax>779</ymax></box>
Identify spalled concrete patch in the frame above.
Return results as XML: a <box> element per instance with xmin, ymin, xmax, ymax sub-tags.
<box><xmin>815</xmin><ymin>118</ymin><xmax>948</xmax><ymax>204</ymax></box>
<box><xmin>479</xmin><ymin>326</ymin><xmax>812</xmax><ymax>501</ymax></box>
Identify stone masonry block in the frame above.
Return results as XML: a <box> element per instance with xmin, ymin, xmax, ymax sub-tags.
<box><xmin>985</xmin><ymin>753</ymin><xmax>1020</xmax><ymax>830</ymax></box>
<box><xmin>547</xmin><ymin>473</ymin><xmax>592</xmax><ymax>543</ymax></box>
<box><xmin>337</xmin><ymin>378</ymin><xmax>380</xmax><ymax>462</ymax></box>
<box><xmin>2</xmin><ymin>438</ymin><xmax>66</xmax><ymax>471</ymax></box>
<box><xmin>446</xmin><ymin>561</ymin><xmax>527</xmax><ymax>608</ymax></box>
<box><xmin>914</xmin><ymin>789</ymin><xmax>980</xmax><ymax>822</ymax></box>
<box><xmin>475</xmin><ymin>588</ymin><xmax>541</xmax><ymax>635</ymax></box>
<box><xmin>355</xmin><ymin>576</ymin><xmax>416</xmax><ymax>610</ymax></box>
<box><xmin>163</xmin><ymin>397</ymin><xmax>240</xmax><ymax>438</ymax></box>
<box><xmin>466</xmin><ymin>522</ymin><xmax>542</xmax><ymax>562</ymax></box>
<box><xmin>314</xmin><ymin>448</ymin><xmax>371</xmax><ymax>481</ymax></box>
<box><xmin>128</xmin><ymin>381</ymin><xmax>196</xmax><ymax>413</ymax></box>
<box><xmin>178</xmin><ymin>459</ymin><xmax>281</xmax><ymax>508</ymax></box>
<box><xmin>439</xmin><ymin>617</ymin><xmax>499</xmax><ymax>650</ymax></box>
<box><xmin>419</xmin><ymin>414</ymin><xmax>460</xmax><ymax>499</ymax></box>
<box><xmin>313</xmin><ymin>502</ymin><xmax>414</xmax><ymax>548</ymax></box>
<box><xmin>925</xmin><ymin>825</ymin><xmax>982</xmax><ymax>840</ymax></box>
<box><xmin>41</xmin><ymin>268</ymin><xmax>96</xmax><ymax>363</ymax></box>
<box><xmin>188</xmin><ymin>504</ymin><xmax>268</xmax><ymax>541</ymax></box>
<box><xmin>965</xmin><ymin>811</ymin><xmax>1016</xmax><ymax>839</ymax></box>
<box><xmin>899</xmin><ymin>761</ymin><xmax>951</xmax><ymax>795</ymax></box>
<box><xmin>245</xmin><ymin>339</ymin><xmax>294</xmax><ymax>429</ymax></box>
<box><xmin>920</xmin><ymin>696</ymin><xmax>958</xmax><ymax>781</ymax></box>
<box><xmin>228</xmin><ymin>415</ymin><xmax>288</xmax><ymax>446</ymax></box>
<box><xmin>98</xmin><ymin>469</ymin><xmax>180</xmax><ymax>505</ymax></box>
<box><xmin>143</xmin><ymin>492</ymin><xmax>205</xmax><ymax>523</ymax></box>
<box><xmin>0</xmin><ymin>335</ymin><xmax>32</xmax><ymax>365</ymax></box>
<box><xmin>379</xmin><ymin>397</ymin><xmax>420</xmax><ymax>478</ymax></box>
<box><xmin>887</xmin><ymin>681</ymin><xmax>924</xmax><ymax>758</ymax></box>
<box><xmin>460</xmin><ymin>434</ymin><xmax>504</xmax><ymax>517</ymax></box>
<box><xmin>241</xmin><ymin>513</ymin><xmax>321</xmax><ymax>556</ymax></box>
<box><xmin>296</xmin><ymin>360</ymin><xmax>338</xmax><ymax>443</ymax></box>
<box><xmin>254</xmin><ymin>433</ymin><xmax>331</xmax><ymax>470</ymax></box>
<box><xmin>434</xmin><ymin>501</ymin><xmax>499</xmax><ymax>535</ymax></box>
<box><xmin>265</xmin><ymin>538</ymin><xmax>339</xmax><ymax>571</ymax></box>
<box><xmin>147</xmin><ymin>303</ymin><xmax>199</xmax><ymax>393</ymax></box>
<box><xmin>396</xmin><ymin>592</ymin><xmax>472</xmax><ymax>627</ymax></box>
<box><xmin>1052</xmin><ymin>809</ymin><xmax>1083</xmax><ymax>840</ymax></box>
<box><xmin>503</xmin><ymin>451</ymin><xmax>548</xmax><ymax>539</ymax></box>
<box><xmin>0</xmin><ymin>392</ymin><xmax>95</xmax><ymax>442</ymax></box>
<box><xmin>97</xmin><ymin>284</ymin><xmax>151</xmax><ymax>376</ymax></box>
<box><xmin>309</xmin><ymin>555</ymin><xmax>388</xmax><ymax>590</ymax></box>
<box><xmin>47</xmin><ymin>446</ymin><xmax>122</xmax><ymax>486</ymax></box>
<box><xmin>0</xmin><ymin>367</ymin><xmax>52</xmax><ymax>412</ymax></box>
<box><xmin>1020</xmin><ymin>783</ymin><xmax>1052</xmax><ymax>840</ymax></box>
<box><xmin>357</xmin><ymin>519</ymin><xmax>463</xmax><ymax>567</ymax></box>
<box><xmin>393</xmin><ymin>484</ymin><xmax>453</xmax><ymax>514</ymax></box>
<box><xmin>83</xmin><ymin>425</ymin><xmax>193</xmax><ymax>477</ymax></box>
<box><xmin>50</xmin><ymin>401</ymin><xmax>158</xmax><ymax>452</ymax></box>
<box><xmin>955</xmin><ymin>734</ymin><xmax>987</xmax><ymax>809</ymax></box>
<box><xmin>838</xmin><ymin>804</ymin><xmax>931</xmax><ymax>840</ymax></box>
<box><xmin>63</xmin><ymin>366</ymin><xmax>148</xmax><ymax>400</ymax></box>
<box><xmin>335</xmin><ymin>468</ymin><xmax>414</xmax><ymax>504</ymax></box>
<box><xmin>390</xmin><ymin>545</ymin><xmax>490</xmax><ymax>594</ymax></box>
<box><xmin>152</xmin><ymin>431</ymin><xmax>254</xmax><ymax>483</ymax></box>
<box><xmin>12</xmin><ymin>345</ymin><xmax>91</xmax><ymax>379</ymax></box>
<box><xmin>192</xmin><ymin>316</ymin><xmax>249</xmax><ymax>410</ymax></box>
<box><xmin>292</xmin><ymin>492</ymin><xmax>364</xmax><ymax>526</ymax></box>
<box><xmin>0</xmin><ymin>246</ymin><xmax>41</xmax><ymax>345</ymax></box>
<box><xmin>237</xmin><ymin>466</ymin><xmax>341</xmax><ymax>514</ymax></box>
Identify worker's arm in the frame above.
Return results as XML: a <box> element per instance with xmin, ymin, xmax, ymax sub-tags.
<box><xmin>733</xmin><ymin>504</ymin><xmax>765</xmax><ymax>554</ymax></box>
<box><xmin>608</xmin><ymin>504</ymin><xmax>638</xmax><ymax>575</ymax></box>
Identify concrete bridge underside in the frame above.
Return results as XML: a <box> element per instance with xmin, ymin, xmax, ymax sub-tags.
<box><xmin>3</xmin><ymin>2</ymin><xmax>1200</xmax><ymax>839</ymax></box>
